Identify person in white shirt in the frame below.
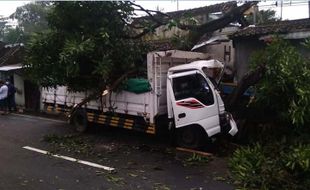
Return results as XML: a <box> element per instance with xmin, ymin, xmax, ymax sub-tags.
<box><xmin>0</xmin><ymin>80</ymin><xmax>8</xmax><ymax>114</ymax></box>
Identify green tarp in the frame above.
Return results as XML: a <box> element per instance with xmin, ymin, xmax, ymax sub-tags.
<box><xmin>122</xmin><ymin>78</ymin><xmax>151</xmax><ymax>94</ymax></box>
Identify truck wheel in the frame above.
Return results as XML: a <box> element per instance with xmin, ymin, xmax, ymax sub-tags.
<box><xmin>176</xmin><ymin>126</ymin><xmax>205</xmax><ymax>149</ymax></box>
<box><xmin>71</xmin><ymin>109</ymin><xmax>88</xmax><ymax>133</ymax></box>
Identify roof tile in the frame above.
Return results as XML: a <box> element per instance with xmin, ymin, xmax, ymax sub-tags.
<box><xmin>231</xmin><ymin>18</ymin><xmax>310</xmax><ymax>38</ymax></box>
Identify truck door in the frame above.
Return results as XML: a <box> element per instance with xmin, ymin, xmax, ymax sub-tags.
<box><xmin>167</xmin><ymin>70</ymin><xmax>220</xmax><ymax>137</ymax></box>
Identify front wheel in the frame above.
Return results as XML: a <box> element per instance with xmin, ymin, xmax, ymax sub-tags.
<box><xmin>71</xmin><ymin>109</ymin><xmax>88</xmax><ymax>133</ymax></box>
<box><xmin>176</xmin><ymin>126</ymin><xmax>206</xmax><ymax>149</ymax></box>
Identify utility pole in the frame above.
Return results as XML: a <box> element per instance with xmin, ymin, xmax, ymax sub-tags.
<box><xmin>253</xmin><ymin>5</ymin><xmax>258</xmax><ymax>24</ymax></box>
<box><xmin>308</xmin><ymin>1</ymin><xmax>310</xmax><ymax>18</ymax></box>
<box><xmin>280</xmin><ymin>0</ymin><xmax>283</xmax><ymax>20</ymax></box>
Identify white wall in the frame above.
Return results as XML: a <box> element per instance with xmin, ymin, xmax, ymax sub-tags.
<box><xmin>205</xmin><ymin>40</ymin><xmax>235</xmax><ymax>76</ymax></box>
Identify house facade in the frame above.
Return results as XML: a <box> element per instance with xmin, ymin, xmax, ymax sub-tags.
<box><xmin>230</xmin><ymin>18</ymin><xmax>310</xmax><ymax>82</ymax></box>
<box><xmin>0</xmin><ymin>43</ymin><xmax>41</xmax><ymax>111</ymax></box>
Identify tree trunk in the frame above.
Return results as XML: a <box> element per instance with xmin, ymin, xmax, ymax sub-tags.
<box><xmin>68</xmin><ymin>68</ymin><xmax>138</xmax><ymax>119</ymax></box>
<box><xmin>226</xmin><ymin>64</ymin><xmax>266</xmax><ymax>112</ymax></box>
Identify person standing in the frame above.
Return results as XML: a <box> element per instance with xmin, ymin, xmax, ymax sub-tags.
<box><xmin>6</xmin><ymin>80</ymin><xmax>17</xmax><ymax>112</ymax></box>
<box><xmin>0</xmin><ymin>80</ymin><xmax>8</xmax><ymax>115</ymax></box>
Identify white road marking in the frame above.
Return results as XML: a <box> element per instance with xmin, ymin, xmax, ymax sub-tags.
<box><xmin>23</xmin><ymin>146</ymin><xmax>115</xmax><ymax>172</ymax></box>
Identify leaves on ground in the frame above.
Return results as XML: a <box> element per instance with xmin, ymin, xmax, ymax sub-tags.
<box><xmin>104</xmin><ymin>174</ymin><xmax>126</xmax><ymax>186</ymax></box>
<box><xmin>153</xmin><ymin>183</ymin><xmax>171</xmax><ymax>190</ymax></box>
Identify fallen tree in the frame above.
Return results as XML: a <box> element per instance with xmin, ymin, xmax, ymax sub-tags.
<box><xmin>226</xmin><ymin>64</ymin><xmax>266</xmax><ymax>112</ymax></box>
<box><xmin>25</xmin><ymin>1</ymin><xmax>256</xmax><ymax>113</ymax></box>
<box><xmin>227</xmin><ymin>38</ymin><xmax>310</xmax><ymax>127</ymax></box>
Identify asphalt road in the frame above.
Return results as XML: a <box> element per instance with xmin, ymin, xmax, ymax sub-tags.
<box><xmin>0</xmin><ymin>114</ymin><xmax>234</xmax><ymax>190</ymax></box>
<box><xmin>0</xmin><ymin>114</ymin><xmax>114</xmax><ymax>190</ymax></box>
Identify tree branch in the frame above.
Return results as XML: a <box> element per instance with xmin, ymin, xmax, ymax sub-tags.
<box><xmin>124</xmin><ymin>1</ymin><xmax>258</xmax><ymax>40</ymax></box>
<box><xmin>129</xmin><ymin>1</ymin><xmax>172</xmax><ymax>22</ymax></box>
<box><xmin>68</xmin><ymin>68</ymin><xmax>138</xmax><ymax>118</ymax></box>
<box><xmin>195</xmin><ymin>1</ymin><xmax>258</xmax><ymax>34</ymax></box>
<box><xmin>226</xmin><ymin>64</ymin><xmax>266</xmax><ymax>112</ymax></box>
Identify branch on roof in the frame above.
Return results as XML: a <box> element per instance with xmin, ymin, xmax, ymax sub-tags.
<box><xmin>123</xmin><ymin>22</ymin><xmax>163</xmax><ymax>39</ymax></box>
<box><xmin>124</xmin><ymin>1</ymin><xmax>257</xmax><ymax>40</ymax></box>
<box><xmin>195</xmin><ymin>1</ymin><xmax>258</xmax><ymax>34</ymax></box>
<box><xmin>125</xmin><ymin>1</ymin><xmax>202</xmax><ymax>38</ymax></box>
<box><xmin>120</xmin><ymin>2</ymin><xmax>171</xmax><ymax>39</ymax></box>
<box><xmin>238</xmin><ymin>16</ymin><xmax>250</xmax><ymax>28</ymax></box>
<box><xmin>129</xmin><ymin>2</ymin><xmax>171</xmax><ymax>24</ymax></box>
<box><xmin>186</xmin><ymin>1</ymin><xmax>258</xmax><ymax>45</ymax></box>
<box><xmin>130</xmin><ymin>2</ymin><xmax>171</xmax><ymax>18</ymax></box>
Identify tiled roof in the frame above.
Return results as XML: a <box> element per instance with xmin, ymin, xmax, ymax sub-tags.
<box><xmin>0</xmin><ymin>41</ymin><xmax>5</xmax><ymax>49</ymax></box>
<box><xmin>163</xmin><ymin>1</ymin><xmax>237</xmax><ymax>18</ymax></box>
<box><xmin>147</xmin><ymin>39</ymin><xmax>175</xmax><ymax>51</ymax></box>
<box><xmin>231</xmin><ymin>18</ymin><xmax>310</xmax><ymax>38</ymax></box>
<box><xmin>135</xmin><ymin>1</ymin><xmax>237</xmax><ymax>23</ymax></box>
<box><xmin>0</xmin><ymin>44</ymin><xmax>24</xmax><ymax>66</ymax></box>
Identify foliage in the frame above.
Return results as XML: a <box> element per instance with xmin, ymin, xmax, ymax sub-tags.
<box><xmin>24</xmin><ymin>2</ymin><xmax>257</xmax><ymax>92</ymax></box>
<box><xmin>230</xmin><ymin>142</ymin><xmax>310</xmax><ymax>190</ymax></box>
<box><xmin>233</xmin><ymin>39</ymin><xmax>310</xmax><ymax>189</ymax></box>
<box><xmin>283</xmin><ymin>144</ymin><xmax>310</xmax><ymax>177</ymax></box>
<box><xmin>170</xmin><ymin>34</ymin><xmax>193</xmax><ymax>50</ymax></box>
<box><xmin>43</xmin><ymin>133</ymin><xmax>94</xmax><ymax>155</ymax></box>
<box><xmin>2</xmin><ymin>27</ymin><xmax>24</xmax><ymax>44</ymax></box>
<box><xmin>0</xmin><ymin>17</ymin><xmax>7</xmax><ymax>40</ymax></box>
<box><xmin>246</xmin><ymin>9</ymin><xmax>278</xmax><ymax>25</ymax></box>
<box><xmin>11</xmin><ymin>2</ymin><xmax>51</xmax><ymax>36</ymax></box>
<box><xmin>25</xmin><ymin>1</ymin><xmax>148</xmax><ymax>91</ymax></box>
<box><xmin>0</xmin><ymin>2</ymin><xmax>52</xmax><ymax>44</ymax></box>
<box><xmin>229</xmin><ymin>144</ymin><xmax>267</xmax><ymax>189</ymax></box>
<box><xmin>183</xmin><ymin>153</ymin><xmax>209</xmax><ymax>166</ymax></box>
<box><xmin>250</xmin><ymin>38</ymin><xmax>310</xmax><ymax>126</ymax></box>
<box><xmin>0</xmin><ymin>2</ymin><xmax>51</xmax><ymax>43</ymax></box>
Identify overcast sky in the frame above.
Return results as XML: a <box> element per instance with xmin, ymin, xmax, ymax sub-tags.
<box><xmin>0</xmin><ymin>1</ymin><xmax>308</xmax><ymax>20</ymax></box>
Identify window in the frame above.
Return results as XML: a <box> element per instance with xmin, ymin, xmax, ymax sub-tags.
<box><xmin>202</xmin><ymin>67</ymin><xmax>221</xmax><ymax>86</ymax></box>
<box><xmin>172</xmin><ymin>73</ymin><xmax>214</xmax><ymax>106</ymax></box>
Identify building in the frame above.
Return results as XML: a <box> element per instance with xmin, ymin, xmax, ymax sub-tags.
<box><xmin>0</xmin><ymin>43</ymin><xmax>26</xmax><ymax>109</ymax></box>
<box><xmin>230</xmin><ymin>18</ymin><xmax>310</xmax><ymax>82</ymax></box>
<box><xmin>0</xmin><ymin>42</ymin><xmax>40</xmax><ymax>111</ymax></box>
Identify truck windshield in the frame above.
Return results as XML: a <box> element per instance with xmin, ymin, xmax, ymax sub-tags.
<box><xmin>202</xmin><ymin>67</ymin><xmax>222</xmax><ymax>86</ymax></box>
<box><xmin>172</xmin><ymin>73</ymin><xmax>214</xmax><ymax>106</ymax></box>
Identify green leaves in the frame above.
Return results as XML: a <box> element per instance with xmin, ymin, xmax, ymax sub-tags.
<box><xmin>25</xmin><ymin>1</ymin><xmax>148</xmax><ymax>91</ymax></box>
<box><xmin>230</xmin><ymin>142</ymin><xmax>310</xmax><ymax>190</ymax></box>
<box><xmin>93</xmin><ymin>56</ymin><xmax>113</xmax><ymax>81</ymax></box>
<box><xmin>250</xmin><ymin>38</ymin><xmax>310</xmax><ymax>127</ymax></box>
<box><xmin>283</xmin><ymin>144</ymin><xmax>310</xmax><ymax>173</ymax></box>
<box><xmin>229</xmin><ymin>144</ymin><xmax>265</xmax><ymax>188</ymax></box>
<box><xmin>5</xmin><ymin>2</ymin><xmax>52</xmax><ymax>43</ymax></box>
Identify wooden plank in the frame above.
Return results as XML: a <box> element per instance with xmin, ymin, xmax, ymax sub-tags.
<box><xmin>176</xmin><ymin>147</ymin><xmax>213</xmax><ymax>157</ymax></box>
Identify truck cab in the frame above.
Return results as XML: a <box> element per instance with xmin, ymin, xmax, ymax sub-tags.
<box><xmin>166</xmin><ymin>60</ymin><xmax>238</xmax><ymax>148</ymax></box>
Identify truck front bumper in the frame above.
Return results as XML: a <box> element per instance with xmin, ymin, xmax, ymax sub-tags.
<box><xmin>220</xmin><ymin>112</ymin><xmax>238</xmax><ymax>136</ymax></box>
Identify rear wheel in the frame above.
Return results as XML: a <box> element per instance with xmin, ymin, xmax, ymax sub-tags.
<box><xmin>71</xmin><ymin>109</ymin><xmax>88</xmax><ymax>133</ymax></box>
<box><xmin>176</xmin><ymin>126</ymin><xmax>206</xmax><ymax>149</ymax></box>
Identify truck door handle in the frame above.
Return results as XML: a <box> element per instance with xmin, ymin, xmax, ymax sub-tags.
<box><xmin>178</xmin><ymin>113</ymin><xmax>186</xmax><ymax>118</ymax></box>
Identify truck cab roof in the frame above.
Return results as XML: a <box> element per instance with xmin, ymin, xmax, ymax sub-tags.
<box><xmin>168</xmin><ymin>59</ymin><xmax>223</xmax><ymax>74</ymax></box>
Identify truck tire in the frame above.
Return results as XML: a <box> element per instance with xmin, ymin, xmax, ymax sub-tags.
<box><xmin>176</xmin><ymin>126</ymin><xmax>206</xmax><ymax>149</ymax></box>
<box><xmin>71</xmin><ymin>109</ymin><xmax>88</xmax><ymax>133</ymax></box>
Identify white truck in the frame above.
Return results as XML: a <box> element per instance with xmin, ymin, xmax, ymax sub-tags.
<box><xmin>42</xmin><ymin>50</ymin><xmax>238</xmax><ymax>148</ymax></box>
